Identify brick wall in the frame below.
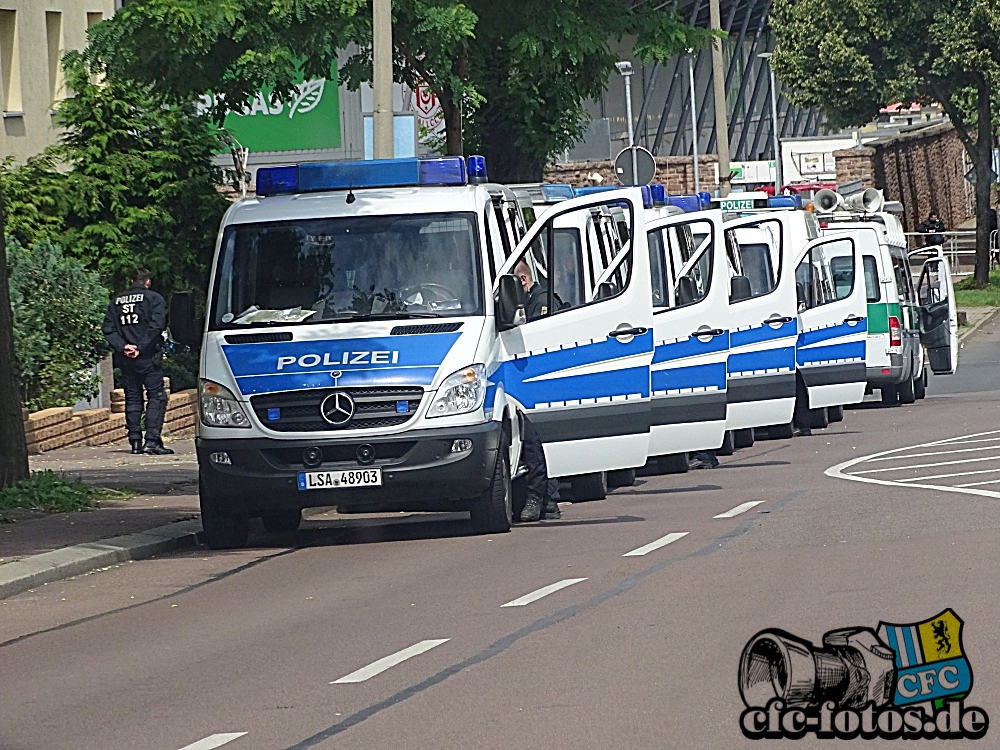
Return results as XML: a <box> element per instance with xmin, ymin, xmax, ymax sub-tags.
<box><xmin>545</xmin><ymin>155</ymin><xmax>721</xmax><ymax>194</ymax></box>
<box><xmin>834</xmin><ymin>122</ymin><xmax>976</xmax><ymax>232</ymax></box>
<box><xmin>21</xmin><ymin>390</ymin><xmax>198</xmax><ymax>453</ymax></box>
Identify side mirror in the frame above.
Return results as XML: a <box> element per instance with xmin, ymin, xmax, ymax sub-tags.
<box><xmin>676</xmin><ymin>275</ymin><xmax>698</xmax><ymax>306</ymax></box>
<box><xmin>495</xmin><ymin>274</ymin><xmax>525</xmax><ymax>331</ymax></box>
<box><xmin>595</xmin><ymin>281</ymin><xmax>617</xmax><ymax>300</ymax></box>
<box><xmin>730</xmin><ymin>275</ymin><xmax>753</xmax><ymax>303</ymax></box>
<box><xmin>170</xmin><ymin>292</ymin><xmax>203</xmax><ymax>348</ymax></box>
<box><xmin>795</xmin><ymin>281</ymin><xmax>807</xmax><ymax>306</ymax></box>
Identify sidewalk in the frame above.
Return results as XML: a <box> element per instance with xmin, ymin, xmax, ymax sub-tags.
<box><xmin>958</xmin><ymin>306</ymin><xmax>998</xmax><ymax>342</ymax></box>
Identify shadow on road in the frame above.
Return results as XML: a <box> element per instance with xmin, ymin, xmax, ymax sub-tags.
<box><xmin>615</xmin><ymin>484</ymin><xmax>721</xmax><ymax>496</ymax></box>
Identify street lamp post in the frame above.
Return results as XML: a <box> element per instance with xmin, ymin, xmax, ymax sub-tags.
<box><xmin>615</xmin><ymin>61</ymin><xmax>638</xmax><ymax>186</ymax></box>
<box><xmin>687</xmin><ymin>52</ymin><xmax>700</xmax><ymax>194</ymax></box>
<box><xmin>758</xmin><ymin>52</ymin><xmax>782</xmax><ymax>194</ymax></box>
<box><xmin>372</xmin><ymin>0</ymin><xmax>394</xmax><ymax>159</ymax></box>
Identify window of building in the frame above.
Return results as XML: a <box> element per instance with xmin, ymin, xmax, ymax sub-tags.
<box><xmin>0</xmin><ymin>10</ymin><xmax>21</xmax><ymax>113</ymax></box>
<box><xmin>46</xmin><ymin>11</ymin><xmax>65</xmax><ymax>106</ymax></box>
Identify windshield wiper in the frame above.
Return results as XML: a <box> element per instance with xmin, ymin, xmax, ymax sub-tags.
<box><xmin>325</xmin><ymin>311</ymin><xmax>444</xmax><ymax>322</ymax></box>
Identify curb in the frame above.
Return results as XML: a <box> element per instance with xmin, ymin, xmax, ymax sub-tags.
<box><xmin>0</xmin><ymin>518</ymin><xmax>202</xmax><ymax>600</ymax></box>
<box><xmin>959</xmin><ymin>307</ymin><xmax>999</xmax><ymax>343</ymax></box>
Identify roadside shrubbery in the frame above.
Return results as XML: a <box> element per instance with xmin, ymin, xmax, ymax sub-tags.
<box><xmin>0</xmin><ymin>470</ymin><xmax>99</xmax><ymax>513</ymax></box>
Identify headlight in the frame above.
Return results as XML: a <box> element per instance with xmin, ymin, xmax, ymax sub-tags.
<box><xmin>199</xmin><ymin>379</ymin><xmax>252</xmax><ymax>428</ymax></box>
<box><xmin>428</xmin><ymin>365</ymin><xmax>487</xmax><ymax>418</ymax></box>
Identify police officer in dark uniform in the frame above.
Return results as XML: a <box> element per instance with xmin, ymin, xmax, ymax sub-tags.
<box><xmin>512</xmin><ymin>260</ymin><xmax>566</xmax><ymax>521</ymax></box>
<box><xmin>102</xmin><ymin>269</ymin><xmax>174</xmax><ymax>455</ymax></box>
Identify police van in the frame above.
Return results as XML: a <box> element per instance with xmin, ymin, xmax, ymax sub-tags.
<box><xmin>169</xmin><ymin>157</ymin><xmax>660</xmax><ymax>548</ymax></box>
<box><xmin>818</xmin><ymin>195</ymin><xmax>958</xmax><ymax>402</ymax></box>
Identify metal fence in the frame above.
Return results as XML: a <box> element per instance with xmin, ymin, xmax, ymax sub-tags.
<box><xmin>904</xmin><ymin>231</ymin><xmax>980</xmax><ymax>275</ymax></box>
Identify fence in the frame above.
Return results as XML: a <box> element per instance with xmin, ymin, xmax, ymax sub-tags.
<box><xmin>904</xmin><ymin>231</ymin><xmax>981</xmax><ymax>275</ymax></box>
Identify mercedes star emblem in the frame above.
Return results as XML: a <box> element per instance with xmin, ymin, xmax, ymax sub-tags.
<box><xmin>320</xmin><ymin>391</ymin><xmax>355</xmax><ymax>426</ymax></box>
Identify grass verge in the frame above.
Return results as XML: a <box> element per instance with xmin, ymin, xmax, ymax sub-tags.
<box><xmin>955</xmin><ymin>270</ymin><xmax>1000</xmax><ymax>307</ymax></box>
<box><xmin>0</xmin><ymin>470</ymin><xmax>101</xmax><ymax>513</ymax></box>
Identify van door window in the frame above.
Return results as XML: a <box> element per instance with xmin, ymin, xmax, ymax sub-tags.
<box><xmin>795</xmin><ymin>238</ymin><xmax>855</xmax><ymax>311</ymax></box>
<box><xmin>656</xmin><ymin>219</ymin><xmax>714</xmax><ymax>308</ymax></box>
<box><xmin>863</xmin><ymin>255</ymin><xmax>881</xmax><ymax>302</ymax></box>
<box><xmin>726</xmin><ymin>227</ymin><xmax>779</xmax><ymax>299</ymax></box>
<box><xmin>892</xmin><ymin>254</ymin><xmax>915</xmax><ymax>302</ymax></box>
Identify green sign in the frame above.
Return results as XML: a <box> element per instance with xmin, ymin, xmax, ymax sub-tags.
<box><xmin>220</xmin><ymin>66</ymin><xmax>341</xmax><ymax>152</ymax></box>
<box><xmin>719</xmin><ymin>197</ymin><xmax>756</xmax><ymax>211</ymax></box>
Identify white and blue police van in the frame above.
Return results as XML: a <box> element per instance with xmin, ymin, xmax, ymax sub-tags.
<box><xmin>169</xmin><ymin>156</ymin><xmax>661</xmax><ymax>548</ymax></box>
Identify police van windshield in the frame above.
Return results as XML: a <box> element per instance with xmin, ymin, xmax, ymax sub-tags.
<box><xmin>210</xmin><ymin>212</ymin><xmax>482</xmax><ymax>328</ymax></box>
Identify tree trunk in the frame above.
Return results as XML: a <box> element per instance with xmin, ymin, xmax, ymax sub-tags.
<box><xmin>441</xmin><ymin>96</ymin><xmax>463</xmax><ymax>156</ymax></box>
<box><xmin>974</xmin><ymin>78</ymin><xmax>994</xmax><ymax>287</ymax></box>
<box><xmin>0</xmin><ymin>182</ymin><xmax>29</xmax><ymax>488</ymax></box>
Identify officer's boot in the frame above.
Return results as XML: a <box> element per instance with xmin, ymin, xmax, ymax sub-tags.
<box><xmin>519</xmin><ymin>495</ymin><xmax>543</xmax><ymax>522</ymax></box>
<box><xmin>543</xmin><ymin>499</ymin><xmax>561</xmax><ymax>519</ymax></box>
<box><xmin>130</xmin><ymin>439</ymin><xmax>143</xmax><ymax>455</ymax></box>
<box><xmin>144</xmin><ymin>440</ymin><xmax>175</xmax><ymax>455</ymax></box>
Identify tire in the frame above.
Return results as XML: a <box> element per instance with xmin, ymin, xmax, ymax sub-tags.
<box><xmin>881</xmin><ymin>384</ymin><xmax>900</xmax><ymax>406</ymax></box>
<box><xmin>199</xmin><ymin>478</ymin><xmax>249</xmax><ymax>550</ymax></box>
<box><xmin>914</xmin><ymin>369</ymin><xmax>927</xmax><ymax>400</ymax></box>
<box><xmin>717</xmin><ymin>430</ymin><xmax>735</xmax><ymax>456</ymax></box>
<box><xmin>571</xmin><ymin>471</ymin><xmax>608</xmax><ymax>501</ymax></box>
<box><xmin>656</xmin><ymin>453</ymin><xmax>689</xmax><ymax>474</ymax></box>
<box><xmin>470</xmin><ymin>433</ymin><xmax>512</xmax><ymax>534</ymax></box>
<box><xmin>808</xmin><ymin>407</ymin><xmax>829</xmax><ymax>429</ymax></box>
<box><xmin>607</xmin><ymin>468</ymin><xmax>637</xmax><ymax>488</ymax></box>
<box><xmin>828</xmin><ymin>405</ymin><xmax>844</xmax><ymax>423</ymax></box>
<box><xmin>734</xmin><ymin>428</ymin><xmax>754</xmax><ymax>449</ymax></box>
<box><xmin>898</xmin><ymin>374</ymin><xmax>916</xmax><ymax>404</ymax></box>
<box><xmin>261</xmin><ymin>509</ymin><xmax>301</xmax><ymax>533</ymax></box>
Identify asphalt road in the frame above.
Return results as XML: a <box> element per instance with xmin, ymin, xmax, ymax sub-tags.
<box><xmin>3</xmin><ymin>319</ymin><xmax>1000</xmax><ymax>749</ymax></box>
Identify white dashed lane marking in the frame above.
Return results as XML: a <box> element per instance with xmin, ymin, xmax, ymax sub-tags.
<box><xmin>177</xmin><ymin>734</ymin><xmax>247</xmax><ymax>750</ymax></box>
<box><xmin>331</xmin><ymin>639</ymin><xmax>450</xmax><ymax>684</ymax></box>
<box><xmin>501</xmin><ymin>578</ymin><xmax>587</xmax><ymax>607</ymax></box>
<box><xmin>713</xmin><ymin>501</ymin><xmax>765</xmax><ymax>518</ymax></box>
<box><xmin>623</xmin><ymin>532</ymin><xmax>689</xmax><ymax>557</ymax></box>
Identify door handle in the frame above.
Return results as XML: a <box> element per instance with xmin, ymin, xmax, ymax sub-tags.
<box><xmin>691</xmin><ymin>328</ymin><xmax>726</xmax><ymax>338</ymax></box>
<box><xmin>764</xmin><ymin>316</ymin><xmax>794</xmax><ymax>325</ymax></box>
<box><xmin>843</xmin><ymin>315</ymin><xmax>865</xmax><ymax>324</ymax></box>
<box><xmin>609</xmin><ymin>327</ymin><xmax>648</xmax><ymax>338</ymax></box>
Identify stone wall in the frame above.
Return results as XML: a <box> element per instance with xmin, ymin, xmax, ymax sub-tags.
<box><xmin>834</xmin><ymin>122</ymin><xmax>975</xmax><ymax>232</ymax></box>
<box><xmin>545</xmin><ymin>155</ymin><xmax>721</xmax><ymax>194</ymax></box>
<box><xmin>21</xmin><ymin>390</ymin><xmax>197</xmax><ymax>453</ymax></box>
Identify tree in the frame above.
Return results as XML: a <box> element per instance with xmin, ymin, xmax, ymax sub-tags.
<box><xmin>0</xmin><ymin>185</ymin><xmax>29</xmax><ymax>489</ymax></box>
<box><xmin>770</xmin><ymin>0</ymin><xmax>1000</xmax><ymax>286</ymax></box>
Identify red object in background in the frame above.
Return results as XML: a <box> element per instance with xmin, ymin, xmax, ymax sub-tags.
<box><xmin>751</xmin><ymin>182</ymin><xmax>837</xmax><ymax>197</ymax></box>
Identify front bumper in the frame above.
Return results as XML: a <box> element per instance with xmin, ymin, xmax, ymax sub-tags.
<box><xmin>197</xmin><ymin>421</ymin><xmax>502</xmax><ymax>515</ymax></box>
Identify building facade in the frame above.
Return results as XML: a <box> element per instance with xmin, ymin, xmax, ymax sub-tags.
<box><xmin>0</xmin><ymin>0</ymin><xmax>116</xmax><ymax>164</ymax></box>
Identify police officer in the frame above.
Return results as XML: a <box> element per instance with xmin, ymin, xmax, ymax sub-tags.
<box><xmin>512</xmin><ymin>259</ymin><xmax>565</xmax><ymax>521</ymax></box>
<box><xmin>102</xmin><ymin>269</ymin><xmax>174</xmax><ymax>455</ymax></box>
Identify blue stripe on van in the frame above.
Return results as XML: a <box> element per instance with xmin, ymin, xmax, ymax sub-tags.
<box><xmin>651</xmin><ymin>361</ymin><xmax>727</xmax><ymax>392</ymax></box>
<box><xmin>653</xmin><ymin>332</ymin><xmax>729</xmax><ymax>364</ymax></box>
<box><xmin>797</xmin><ymin>341</ymin><xmax>866</xmax><ymax>365</ymax></box>
<box><xmin>233</xmin><ymin>367</ymin><xmax>441</xmax><ymax>395</ymax></box>
<box><xmin>730</xmin><ymin>319</ymin><xmax>797</xmax><ymax>348</ymax></box>
<box><xmin>499</xmin><ymin>365</ymin><xmax>650</xmax><ymax>409</ymax></box>
<box><xmin>509</xmin><ymin>330</ymin><xmax>653</xmax><ymax>381</ymax></box>
<box><xmin>797</xmin><ymin>318</ymin><xmax>866</xmax><ymax>348</ymax></box>
<box><xmin>728</xmin><ymin>345</ymin><xmax>796</xmax><ymax>374</ymax></box>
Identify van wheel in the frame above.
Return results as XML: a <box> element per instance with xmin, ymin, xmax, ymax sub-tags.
<box><xmin>881</xmin><ymin>385</ymin><xmax>900</xmax><ymax>406</ymax></box>
<box><xmin>656</xmin><ymin>453</ymin><xmax>689</xmax><ymax>474</ymax></box>
<box><xmin>470</xmin><ymin>433</ymin><xmax>512</xmax><ymax>534</ymax></box>
<box><xmin>262</xmin><ymin>509</ymin><xmax>301</xmax><ymax>533</ymax></box>
<box><xmin>828</xmin><ymin>405</ymin><xmax>844</xmax><ymax>423</ymax></box>
<box><xmin>718</xmin><ymin>431</ymin><xmax>735</xmax><ymax>456</ymax></box>
<box><xmin>571</xmin><ymin>472</ymin><xmax>607</xmax><ymax>501</ymax></box>
<box><xmin>766</xmin><ymin>423</ymin><xmax>794</xmax><ymax>440</ymax></box>
<box><xmin>733</xmin><ymin>428</ymin><xmax>755</xmax><ymax>449</ymax></box>
<box><xmin>898</xmin><ymin>375</ymin><xmax>916</xmax><ymax>404</ymax></box>
<box><xmin>914</xmin><ymin>370</ymin><xmax>927</xmax><ymax>399</ymax></box>
<box><xmin>199</xmin><ymin>479</ymin><xmax>249</xmax><ymax>550</ymax></box>
<box><xmin>607</xmin><ymin>468</ymin><xmax>637</xmax><ymax>488</ymax></box>
<box><xmin>809</xmin><ymin>407</ymin><xmax>829</xmax><ymax>429</ymax></box>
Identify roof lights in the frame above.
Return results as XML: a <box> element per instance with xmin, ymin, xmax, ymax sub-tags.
<box><xmin>541</xmin><ymin>184</ymin><xmax>575</xmax><ymax>201</ymax></box>
<box><xmin>668</xmin><ymin>194</ymin><xmax>702</xmax><ymax>213</ymax></box>
<box><xmin>768</xmin><ymin>194</ymin><xmax>803</xmax><ymax>209</ymax></box>
<box><xmin>466</xmin><ymin>155</ymin><xmax>488</xmax><ymax>184</ymax></box>
<box><xmin>255</xmin><ymin>156</ymin><xmax>470</xmax><ymax>196</ymax></box>
<box><xmin>640</xmin><ymin>185</ymin><xmax>653</xmax><ymax>209</ymax></box>
<box><xmin>650</xmin><ymin>184</ymin><xmax>666</xmax><ymax>206</ymax></box>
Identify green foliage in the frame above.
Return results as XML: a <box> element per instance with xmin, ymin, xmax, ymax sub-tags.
<box><xmin>7</xmin><ymin>238</ymin><xmax>110</xmax><ymax>410</ymax></box>
<box><xmin>162</xmin><ymin>346</ymin><xmax>200</xmax><ymax>391</ymax></box>
<box><xmin>0</xmin><ymin>470</ymin><xmax>98</xmax><ymax>513</ymax></box>
<box><xmin>955</xmin><ymin>270</ymin><xmax>1000</xmax><ymax>307</ymax></box>
<box><xmin>0</xmin><ymin>53</ymin><xmax>230</xmax><ymax>298</ymax></box>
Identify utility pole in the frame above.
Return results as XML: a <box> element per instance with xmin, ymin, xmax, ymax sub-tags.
<box><xmin>759</xmin><ymin>52</ymin><xmax>782</xmax><ymax>194</ymax></box>
<box><xmin>372</xmin><ymin>0</ymin><xmax>394</xmax><ymax>159</ymax></box>
<box><xmin>616</xmin><ymin>61</ymin><xmax>638</xmax><ymax>185</ymax></box>
<box><xmin>709</xmin><ymin>0</ymin><xmax>731</xmax><ymax>197</ymax></box>
<box><xmin>0</xmin><ymin>183</ymin><xmax>28</xmax><ymax>489</ymax></box>
<box><xmin>687</xmin><ymin>53</ymin><xmax>700</xmax><ymax>194</ymax></box>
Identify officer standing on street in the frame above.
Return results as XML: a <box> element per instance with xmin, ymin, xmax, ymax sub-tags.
<box><xmin>102</xmin><ymin>269</ymin><xmax>174</xmax><ymax>455</ymax></box>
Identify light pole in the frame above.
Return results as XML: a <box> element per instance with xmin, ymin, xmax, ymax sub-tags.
<box><xmin>687</xmin><ymin>51</ymin><xmax>700</xmax><ymax>194</ymax></box>
<box><xmin>615</xmin><ymin>61</ymin><xmax>638</xmax><ymax>185</ymax></box>
<box><xmin>372</xmin><ymin>0</ymin><xmax>394</xmax><ymax>159</ymax></box>
<box><xmin>758</xmin><ymin>52</ymin><xmax>782</xmax><ymax>194</ymax></box>
<box><xmin>709</xmin><ymin>0</ymin><xmax>731</xmax><ymax>197</ymax></box>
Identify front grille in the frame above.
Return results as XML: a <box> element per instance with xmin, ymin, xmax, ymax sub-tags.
<box><xmin>264</xmin><ymin>441</ymin><xmax>417</xmax><ymax>467</ymax></box>
<box><xmin>390</xmin><ymin>322</ymin><xmax>463</xmax><ymax>335</ymax></box>
<box><xmin>251</xmin><ymin>386</ymin><xmax>424</xmax><ymax>432</ymax></box>
<box><xmin>224</xmin><ymin>332</ymin><xmax>294</xmax><ymax>344</ymax></box>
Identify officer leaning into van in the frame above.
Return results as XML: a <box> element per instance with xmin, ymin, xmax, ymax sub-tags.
<box><xmin>513</xmin><ymin>260</ymin><xmax>565</xmax><ymax>522</ymax></box>
<box><xmin>101</xmin><ymin>268</ymin><xmax>174</xmax><ymax>455</ymax></box>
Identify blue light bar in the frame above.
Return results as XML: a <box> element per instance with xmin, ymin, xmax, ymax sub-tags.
<box><xmin>698</xmin><ymin>191</ymin><xmax>712</xmax><ymax>208</ymax></box>
<box><xmin>466</xmin><ymin>155</ymin><xmax>487</xmax><ymax>184</ymax></box>
<box><xmin>668</xmin><ymin>194</ymin><xmax>702</xmax><ymax>213</ymax></box>
<box><xmin>541</xmin><ymin>184</ymin><xmax>576</xmax><ymax>201</ymax></box>
<box><xmin>574</xmin><ymin>186</ymin><xmax>619</xmax><ymax>197</ymax></box>
<box><xmin>640</xmin><ymin>185</ymin><xmax>653</xmax><ymax>209</ymax></box>
<box><xmin>255</xmin><ymin>157</ymin><xmax>470</xmax><ymax>196</ymax></box>
<box><xmin>768</xmin><ymin>194</ymin><xmax>803</xmax><ymax>209</ymax></box>
<box><xmin>650</xmin><ymin>184</ymin><xmax>666</xmax><ymax>206</ymax></box>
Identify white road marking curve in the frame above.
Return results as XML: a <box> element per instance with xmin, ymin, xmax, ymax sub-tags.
<box><xmin>177</xmin><ymin>734</ymin><xmax>247</xmax><ymax>750</ymax></box>
<box><xmin>825</xmin><ymin>429</ymin><xmax>1000</xmax><ymax>499</ymax></box>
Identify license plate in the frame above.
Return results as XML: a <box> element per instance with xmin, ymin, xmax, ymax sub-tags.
<box><xmin>297</xmin><ymin>469</ymin><xmax>382</xmax><ymax>490</ymax></box>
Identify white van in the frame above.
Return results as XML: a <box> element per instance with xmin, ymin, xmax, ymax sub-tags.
<box><xmin>169</xmin><ymin>157</ymin><xmax>659</xmax><ymax>548</ymax></box>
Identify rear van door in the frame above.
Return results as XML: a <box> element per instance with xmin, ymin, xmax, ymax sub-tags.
<box><xmin>917</xmin><ymin>252</ymin><xmax>959</xmax><ymax>375</ymax></box>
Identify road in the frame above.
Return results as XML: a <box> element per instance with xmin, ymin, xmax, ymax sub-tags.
<box><xmin>3</xmin><ymin>317</ymin><xmax>1000</xmax><ymax>749</ymax></box>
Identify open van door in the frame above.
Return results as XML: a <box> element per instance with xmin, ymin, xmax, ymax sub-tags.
<box><xmin>493</xmin><ymin>190</ymin><xmax>654</xmax><ymax>477</ymax></box>
<box><xmin>795</xmin><ymin>235</ymin><xmax>868</xmax><ymax>408</ymax></box>
<box><xmin>645</xmin><ymin>209</ymin><xmax>730</xmax><ymax>455</ymax></box>
<box><xmin>917</xmin><ymin>251</ymin><xmax>958</xmax><ymax>375</ymax></box>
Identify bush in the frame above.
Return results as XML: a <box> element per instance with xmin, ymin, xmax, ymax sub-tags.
<box><xmin>8</xmin><ymin>237</ymin><xmax>110</xmax><ymax>410</ymax></box>
<box><xmin>0</xmin><ymin>470</ymin><xmax>98</xmax><ymax>513</ymax></box>
<box><xmin>161</xmin><ymin>345</ymin><xmax>199</xmax><ymax>392</ymax></box>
